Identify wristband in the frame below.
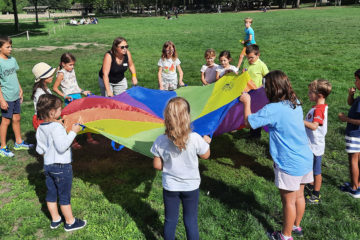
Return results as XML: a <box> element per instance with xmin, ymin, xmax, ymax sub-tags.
<box><xmin>132</xmin><ymin>73</ymin><xmax>137</xmax><ymax>78</ymax></box>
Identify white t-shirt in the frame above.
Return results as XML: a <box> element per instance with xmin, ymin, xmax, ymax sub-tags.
<box><xmin>151</xmin><ymin>132</ymin><xmax>209</xmax><ymax>191</ymax></box>
<box><xmin>158</xmin><ymin>58</ymin><xmax>181</xmax><ymax>84</ymax></box>
<box><xmin>56</xmin><ymin>69</ymin><xmax>82</xmax><ymax>96</ymax></box>
<box><xmin>33</xmin><ymin>88</ymin><xmax>51</xmax><ymax>114</ymax></box>
<box><xmin>305</xmin><ymin>104</ymin><xmax>328</xmax><ymax>156</ymax></box>
<box><xmin>36</xmin><ymin>122</ymin><xmax>77</xmax><ymax>165</ymax></box>
<box><xmin>200</xmin><ymin>64</ymin><xmax>219</xmax><ymax>84</ymax></box>
<box><xmin>216</xmin><ymin>65</ymin><xmax>238</xmax><ymax>78</ymax></box>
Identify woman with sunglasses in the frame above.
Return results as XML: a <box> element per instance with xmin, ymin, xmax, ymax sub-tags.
<box><xmin>98</xmin><ymin>37</ymin><xmax>138</xmax><ymax>97</ymax></box>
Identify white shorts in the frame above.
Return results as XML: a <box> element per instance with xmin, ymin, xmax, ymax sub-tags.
<box><xmin>274</xmin><ymin>166</ymin><xmax>313</xmax><ymax>191</ymax></box>
<box><xmin>345</xmin><ymin>135</ymin><xmax>360</xmax><ymax>153</ymax></box>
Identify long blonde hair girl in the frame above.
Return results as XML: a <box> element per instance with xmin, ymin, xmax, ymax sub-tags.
<box><xmin>164</xmin><ymin>97</ymin><xmax>192</xmax><ymax>150</ymax></box>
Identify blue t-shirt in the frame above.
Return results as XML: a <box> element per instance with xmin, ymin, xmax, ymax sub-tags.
<box><xmin>244</xmin><ymin>27</ymin><xmax>256</xmax><ymax>46</ymax></box>
<box><xmin>150</xmin><ymin>132</ymin><xmax>209</xmax><ymax>191</ymax></box>
<box><xmin>248</xmin><ymin>101</ymin><xmax>313</xmax><ymax>176</ymax></box>
<box><xmin>345</xmin><ymin>96</ymin><xmax>360</xmax><ymax>137</ymax></box>
<box><xmin>0</xmin><ymin>56</ymin><xmax>20</xmax><ymax>101</ymax></box>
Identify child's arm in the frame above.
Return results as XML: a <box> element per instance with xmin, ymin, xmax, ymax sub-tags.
<box><xmin>18</xmin><ymin>83</ymin><xmax>23</xmax><ymax>103</ymax></box>
<box><xmin>0</xmin><ymin>87</ymin><xmax>8</xmax><ymax>110</ymax></box>
<box><xmin>53</xmin><ymin>72</ymin><xmax>66</xmax><ymax>98</ymax></box>
<box><xmin>338</xmin><ymin>113</ymin><xmax>360</xmax><ymax>125</ymax></box>
<box><xmin>177</xmin><ymin>64</ymin><xmax>184</xmax><ymax>86</ymax></box>
<box><xmin>199</xmin><ymin>135</ymin><xmax>211</xmax><ymax>159</ymax></box>
<box><xmin>348</xmin><ymin>87</ymin><xmax>355</xmax><ymax>106</ymax></box>
<box><xmin>304</xmin><ymin>120</ymin><xmax>319</xmax><ymax>130</ymax></box>
<box><xmin>153</xmin><ymin>156</ymin><xmax>163</xmax><ymax>170</ymax></box>
<box><xmin>201</xmin><ymin>72</ymin><xmax>207</xmax><ymax>85</ymax></box>
<box><xmin>216</xmin><ymin>71</ymin><xmax>221</xmax><ymax>80</ymax></box>
<box><xmin>127</xmin><ymin>50</ymin><xmax>138</xmax><ymax>86</ymax></box>
<box><xmin>239</xmin><ymin>92</ymin><xmax>252</xmax><ymax>128</ymax></box>
<box><xmin>158</xmin><ymin>67</ymin><xmax>164</xmax><ymax>90</ymax></box>
<box><xmin>51</xmin><ymin>122</ymin><xmax>82</xmax><ymax>153</ymax></box>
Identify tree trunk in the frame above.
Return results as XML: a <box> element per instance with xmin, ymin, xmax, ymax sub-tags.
<box><xmin>35</xmin><ymin>0</ymin><xmax>39</xmax><ymax>25</ymax></box>
<box><xmin>314</xmin><ymin>0</ymin><xmax>317</xmax><ymax>7</ymax></box>
<box><xmin>11</xmin><ymin>0</ymin><xmax>19</xmax><ymax>32</ymax></box>
<box><xmin>155</xmin><ymin>0</ymin><xmax>158</xmax><ymax>16</ymax></box>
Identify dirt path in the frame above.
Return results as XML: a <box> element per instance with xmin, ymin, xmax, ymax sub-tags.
<box><xmin>14</xmin><ymin>42</ymin><xmax>108</xmax><ymax>51</ymax></box>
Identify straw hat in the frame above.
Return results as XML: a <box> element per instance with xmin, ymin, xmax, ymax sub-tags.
<box><xmin>32</xmin><ymin>62</ymin><xmax>56</xmax><ymax>82</ymax></box>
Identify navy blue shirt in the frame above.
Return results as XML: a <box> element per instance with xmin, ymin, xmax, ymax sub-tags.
<box><xmin>346</xmin><ymin>97</ymin><xmax>360</xmax><ymax>137</ymax></box>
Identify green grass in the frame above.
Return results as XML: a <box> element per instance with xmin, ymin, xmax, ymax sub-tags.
<box><xmin>1</xmin><ymin>6</ymin><xmax>360</xmax><ymax>239</ymax></box>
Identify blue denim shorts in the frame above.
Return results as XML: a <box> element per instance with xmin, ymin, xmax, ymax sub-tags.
<box><xmin>1</xmin><ymin>98</ymin><xmax>21</xmax><ymax>119</ymax></box>
<box><xmin>44</xmin><ymin>163</ymin><xmax>73</xmax><ymax>205</ymax></box>
<box><xmin>313</xmin><ymin>155</ymin><xmax>322</xmax><ymax>176</ymax></box>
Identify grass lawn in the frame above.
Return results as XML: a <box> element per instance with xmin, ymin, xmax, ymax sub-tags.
<box><xmin>1</xmin><ymin>6</ymin><xmax>360</xmax><ymax>240</ymax></box>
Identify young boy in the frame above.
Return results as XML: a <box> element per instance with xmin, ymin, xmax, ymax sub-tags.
<box><xmin>200</xmin><ymin>49</ymin><xmax>218</xmax><ymax>85</ymax></box>
<box><xmin>0</xmin><ymin>36</ymin><xmax>33</xmax><ymax>157</ymax></box>
<box><xmin>242</xmin><ymin>44</ymin><xmax>269</xmax><ymax>88</ymax></box>
<box><xmin>304</xmin><ymin>79</ymin><xmax>332</xmax><ymax>203</ymax></box>
<box><xmin>338</xmin><ymin>69</ymin><xmax>360</xmax><ymax>198</ymax></box>
<box><xmin>237</xmin><ymin>17</ymin><xmax>256</xmax><ymax>69</ymax></box>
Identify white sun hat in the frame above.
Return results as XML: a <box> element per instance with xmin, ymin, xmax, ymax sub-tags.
<box><xmin>32</xmin><ymin>62</ymin><xmax>56</xmax><ymax>82</ymax></box>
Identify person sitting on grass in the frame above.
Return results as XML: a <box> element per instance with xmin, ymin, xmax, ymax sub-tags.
<box><xmin>240</xmin><ymin>70</ymin><xmax>313</xmax><ymax>240</ymax></box>
<box><xmin>36</xmin><ymin>94</ymin><xmax>87</xmax><ymax>232</ymax></box>
<box><xmin>151</xmin><ymin>97</ymin><xmax>211</xmax><ymax>240</ymax></box>
<box><xmin>338</xmin><ymin>69</ymin><xmax>360</xmax><ymax>199</ymax></box>
<box><xmin>304</xmin><ymin>79</ymin><xmax>332</xmax><ymax>204</ymax></box>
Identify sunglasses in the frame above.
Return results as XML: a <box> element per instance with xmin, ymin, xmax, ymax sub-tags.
<box><xmin>119</xmin><ymin>45</ymin><xmax>129</xmax><ymax>49</ymax></box>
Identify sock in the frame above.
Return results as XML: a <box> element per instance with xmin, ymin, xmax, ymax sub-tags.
<box><xmin>292</xmin><ymin>225</ymin><xmax>299</xmax><ymax>230</ymax></box>
<box><xmin>313</xmin><ymin>190</ymin><xmax>320</xmax><ymax>197</ymax></box>
<box><xmin>281</xmin><ymin>232</ymin><xmax>292</xmax><ymax>240</ymax></box>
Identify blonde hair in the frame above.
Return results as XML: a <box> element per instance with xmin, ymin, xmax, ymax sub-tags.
<box><xmin>164</xmin><ymin>97</ymin><xmax>192</xmax><ymax>151</ymax></box>
<box><xmin>244</xmin><ymin>17</ymin><xmax>253</xmax><ymax>23</ymax></box>
<box><xmin>308</xmin><ymin>79</ymin><xmax>332</xmax><ymax>98</ymax></box>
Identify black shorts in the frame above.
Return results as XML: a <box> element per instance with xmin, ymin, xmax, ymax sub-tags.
<box><xmin>1</xmin><ymin>98</ymin><xmax>21</xmax><ymax>119</ymax></box>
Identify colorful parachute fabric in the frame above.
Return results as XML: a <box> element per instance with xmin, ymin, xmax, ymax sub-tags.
<box><xmin>62</xmin><ymin>72</ymin><xmax>268</xmax><ymax>157</ymax></box>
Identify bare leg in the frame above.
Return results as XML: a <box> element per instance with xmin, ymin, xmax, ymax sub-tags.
<box><xmin>0</xmin><ymin>117</ymin><xmax>11</xmax><ymax>148</ymax></box>
<box><xmin>294</xmin><ymin>184</ymin><xmax>305</xmax><ymax>227</ymax></box>
<box><xmin>314</xmin><ymin>174</ymin><xmax>322</xmax><ymax>192</ymax></box>
<box><xmin>60</xmin><ymin>204</ymin><xmax>75</xmax><ymax>224</ymax></box>
<box><xmin>237</xmin><ymin>54</ymin><xmax>245</xmax><ymax>69</ymax></box>
<box><xmin>280</xmin><ymin>189</ymin><xmax>297</xmax><ymax>237</ymax></box>
<box><xmin>11</xmin><ymin>114</ymin><xmax>23</xmax><ymax>144</ymax></box>
<box><xmin>47</xmin><ymin>202</ymin><xmax>61</xmax><ymax>221</ymax></box>
<box><xmin>349</xmin><ymin>153</ymin><xmax>360</xmax><ymax>190</ymax></box>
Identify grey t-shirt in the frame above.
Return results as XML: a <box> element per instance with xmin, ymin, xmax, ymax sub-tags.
<box><xmin>151</xmin><ymin>132</ymin><xmax>209</xmax><ymax>191</ymax></box>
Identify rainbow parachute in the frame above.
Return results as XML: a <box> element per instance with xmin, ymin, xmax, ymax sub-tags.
<box><xmin>62</xmin><ymin>72</ymin><xmax>268</xmax><ymax>157</ymax></box>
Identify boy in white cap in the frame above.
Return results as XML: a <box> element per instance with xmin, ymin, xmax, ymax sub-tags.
<box><xmin>31</xmin><ymin>62</ymin><xmax>56</xmax><ymax>130</ymax></box>
<box><xmin>0</xmin><ymin>36</ymin><xmax>33</xmax><ymax>157</ymax></box>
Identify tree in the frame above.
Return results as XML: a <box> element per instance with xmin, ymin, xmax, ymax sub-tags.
<box><xmin>11</xmin><ymin>0</ymin><xmax>19</xmax><ymax>32</ymax></box>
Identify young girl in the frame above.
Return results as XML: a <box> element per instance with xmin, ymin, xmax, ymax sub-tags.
<box><xmin>240</xmin><ymin>70</ymin><xmax>313</xmax><ymax>240</ymax></box>
<box><xmin>200</xmin><ymin>49</ymin><xmax>218</xmax><ymax>85</ymax></box>
<box><xmin>53</xmin><ymin>52</ymin><xmax>98</xmax><ymax>148</ymax></box>
<box><xmin>338</xmin><ymin>69</ymin><xmax>360</xmax><ymax>198</ymax></box>
<box><xmin>158</xmin><ymin>41</ymin><xmax>185</xmax><ymax>90</ymax></box>
<box><xmin>31</xmin><ymin>62</ymin><xmax>56</xmax><ymax>130</ymax></box>
<box><xmin>215</xmin><ymin>50</ymin><xmax>238</xmax><ymax>80</ymax></box>
<box><xmin>36</xmin><ymin>94</ymin><xmax>86</xmax><ymax>232</ymax></box>
<box><xmin>151</xmin><ymin>97</ymin><xmax>211</xmax><ymax>240</ymax></box>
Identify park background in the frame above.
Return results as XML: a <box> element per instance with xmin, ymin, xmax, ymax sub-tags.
<box><xmin>1</xmin><ymin>3</ymin><xmax>360</xmax><ymax>240</ymax></box>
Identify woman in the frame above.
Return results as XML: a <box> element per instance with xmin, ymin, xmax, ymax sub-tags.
<box><xmin>98</xmin><ymin>37</ymin><xmax>138</xmax><ymax>97</ymax></box>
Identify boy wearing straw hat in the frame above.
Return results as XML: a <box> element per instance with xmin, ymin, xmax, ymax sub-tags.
<box><xmin>0</xmin><ymin>36</ymin><xmax>33</xmax><ymax>157</ymax></box>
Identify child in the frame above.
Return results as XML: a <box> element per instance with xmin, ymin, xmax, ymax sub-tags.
<box><xmin>0</xmin><ymin>36</ymin><xmax>33</xmax><ymax>157</ymax></box>
<box><xmin>35</xmin><ymin>94</ymin><xmax>87</xmax><ymax>231</ymax></box>
<box><xmin>31</xmin><ymin>62</ymin><xmax>56</xmax><ymax>130</ymax></box>
<box><xmin>237</xmin><ymin>17</ymin><xmax>256</xmax><ymax>69</ymax></box>
<box><xmin>215</xmin><ymin>50</ymin><xmax>238</xmax><ymax>80</ymax></box>
<box><xmin>151</xmin><ymin>97</ymin><xmax>211</xmax><ymax>240</ymax></box>
<box><xmin>158</xmin><ymin>41</ymin><xmax>184</xmax><ymax>90</ymax></box>
<box><xmin>338</xmin><ymin>69</ymin><xmax>360</xmax><ymax>198</ymax></box>
<box><xmin>304</xmin><ymin>79</ymin><xmax>332</xmax><ymax>204</ymax></box>
<box><xmin>240</xmin><ymin>70</ymin><xmax>313</xmax><ymax>240</ymax></box>
<box><xmin>200</xmin><ymin>49</ymin><xmax>218</xmax><ymax>85</ymax></box>
<box><xmin>53</xmin><ymin>52</ymin><xmax>98</xmax><ymax>149</ymax></box>
<box><xmin>242</xmin><ymin>44</ymin><xmax>269</xmax><ymax>88</ymax></box>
